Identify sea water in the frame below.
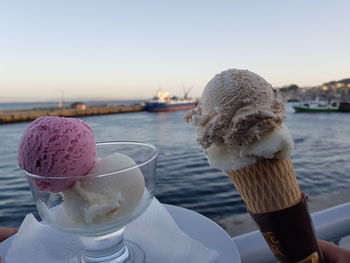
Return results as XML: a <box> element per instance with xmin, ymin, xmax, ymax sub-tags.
<box><xmin>1</xmin><ymin>102</ymin><xmax>350</xmax><ymax>227</ymax></box>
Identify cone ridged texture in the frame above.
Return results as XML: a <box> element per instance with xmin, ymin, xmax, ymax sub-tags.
<box><xmin>228</xmin><ymin>158</ymin><xmax>302</xmax><ymax>214</ymax></box>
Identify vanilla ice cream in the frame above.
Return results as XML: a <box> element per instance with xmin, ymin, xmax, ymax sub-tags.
<box><xmin>185</xmin><ymin>69</ymin><xmax>293</xmax><ymax>171</ymax></box>
<box><xmin>62</xmin><ymin>153</ymin><xmax>145</xmax><ymax>225</ymax></box>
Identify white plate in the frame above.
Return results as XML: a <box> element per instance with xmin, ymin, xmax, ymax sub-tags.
<box><xmin>0</xmin><ymin>205</ymin><xmax>241</xmax><ymax>263</ymax></box>
<box><xmin>165</xmin><ymin>204</ymin><xmax>241</xmax><ymax>263</ymax></box>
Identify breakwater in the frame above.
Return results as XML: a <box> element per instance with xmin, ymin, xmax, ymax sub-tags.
<box><xmin>0</xmin><ymin>104</ymin><xmax>145</xmax><ymax>124</ymax></box>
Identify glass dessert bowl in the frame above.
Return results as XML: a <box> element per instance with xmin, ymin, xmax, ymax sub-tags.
<box><xmin>25</xmin><ymin>141</ymin><xmax>157</xmax><ymax>263</ymax></box>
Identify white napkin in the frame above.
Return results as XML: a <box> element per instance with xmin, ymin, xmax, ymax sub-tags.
<box><xmin>5</xmin><ymin>198</ymin><xmax>218</xmax><ymax>263</ymax></box>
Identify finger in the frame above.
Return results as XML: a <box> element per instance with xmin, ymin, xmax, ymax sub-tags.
<box><xmin>317</xmin><ymin>240</ymin><xmax>343</xmax><ymax>263</ymax></box>
<box><xmin>0</xmin><ymin>227</ymin><xmax>18</xmax><ymax>242</ymax></box>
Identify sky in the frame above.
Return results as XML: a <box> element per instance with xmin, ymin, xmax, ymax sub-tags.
<box><xmin>1</xmin><ymin>0</ymin><xmax>350</xmax><ymax>101</ymax></box>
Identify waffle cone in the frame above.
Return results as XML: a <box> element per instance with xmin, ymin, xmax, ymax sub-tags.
<box><xmin>228</xmin><ymin>158</ymin><xmax>302</xmax><ymax>214</ymax></box>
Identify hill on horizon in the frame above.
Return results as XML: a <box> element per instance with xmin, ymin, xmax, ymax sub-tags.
<box><xmin>324</xmin><ymin>78</ymin><xmax>350</xmax><ymax>86</ymax></box>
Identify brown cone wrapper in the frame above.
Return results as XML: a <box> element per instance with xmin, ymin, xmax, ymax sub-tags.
<box><xmin>250</xmin><ymin>196</ymin><xmax>323</xmax><ymax>262</ymax></box>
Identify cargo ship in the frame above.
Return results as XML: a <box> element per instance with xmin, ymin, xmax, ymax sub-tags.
<box><xmin>145</xmin><ymin>90</ymin><xmax>198</xmax><ymax>112</ymax></box>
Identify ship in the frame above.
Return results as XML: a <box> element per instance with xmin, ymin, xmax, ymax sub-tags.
<box><xmin>293</xmin><ymin>101</ymin><xmax>350</xmax><ymax>113</ymax></box>
<box><xmin>145</xmin><ymin>89</ymin><xmax>198</xmax><ymax>112</ymax></box>
<box><xmin>293</xmin><ymin>101</ymin><xmax>339</xmax><ymax>113</ymax></box>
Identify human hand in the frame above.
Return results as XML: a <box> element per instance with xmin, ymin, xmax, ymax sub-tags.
<box><xmin>0</xmin><ymin>227</ymin><xmax>18</xmax><ymax>263</ymax></box>
<box><xmin>0</xmin><ymin>227</ymin><xmax>18</xmax><ymax>242</ymax></box>
<box><xmin>318</xmin><ymin>240</ymin><xmax>350</xmax><ymax>263</ymax></box>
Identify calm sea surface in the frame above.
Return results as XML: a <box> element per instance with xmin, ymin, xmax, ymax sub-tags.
<box><xmin>1</xmin><ymin>102</ymin><xmax>350</xmax><ymax>227</ymax></box>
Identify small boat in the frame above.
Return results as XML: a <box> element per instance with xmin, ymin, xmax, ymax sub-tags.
<box><xmin>145</xmin><ymin>90</ymin><xmax>198</xmax><ymax>112</ymax></box>
<box><xmin>293</xmin><ymin>101</ymin><xmax>339</xmax><ymax>113</ymax></box>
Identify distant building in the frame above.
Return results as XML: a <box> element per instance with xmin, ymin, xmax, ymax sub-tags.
<box><xmin>71</xmin><ymin>102</ymin><xmax>86</xmax><ymax>110</ymax></box>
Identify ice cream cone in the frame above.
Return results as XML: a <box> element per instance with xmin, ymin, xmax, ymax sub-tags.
<box><xmin>228</xmin><ymin>158</ymin><xmax>302</xmax><ymax>214</ymax></box>
<box><xmin>185</xmin><ymin>69</ymin><xmax>323</xmax><ymax>262</ymax></box>
<box><xmin>228</xmin><ymin>158</ymin><xmax>324</xmax><ymax>262</ymax></box>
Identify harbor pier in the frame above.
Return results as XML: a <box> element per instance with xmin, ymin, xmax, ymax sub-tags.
<box><xmin>0</xmin><ymin>104</ymin><xmax>146</xmax><ymax>124</ymax></box>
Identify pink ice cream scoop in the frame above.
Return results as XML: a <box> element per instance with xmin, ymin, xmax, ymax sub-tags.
<box><xmin>18</xmin><ymin>116</ymin><xmax>96</xmax><ymax>192</ymax></box>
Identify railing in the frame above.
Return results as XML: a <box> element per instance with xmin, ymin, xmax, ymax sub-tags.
<box><xmin>232</xmin><ymin>202</ymin><xmax>350</xmax><ymax>263</ymax></box>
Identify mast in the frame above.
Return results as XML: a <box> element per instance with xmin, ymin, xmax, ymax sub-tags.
<box><xmin>183</xmin><ymin>85</ymin><xmax>193</xmax><ymax>99</ymax></box>
<box><xmin>58</xmin><ymin>90</ymin><xmax>64</xmax><ymax>108</ymax></box>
